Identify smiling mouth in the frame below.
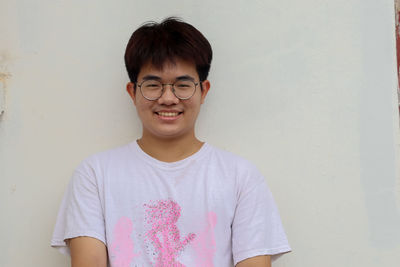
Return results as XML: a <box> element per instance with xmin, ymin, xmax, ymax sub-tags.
<box><xmin>156</xmin><ymin>111</ymin><xmax>183</xmax><ymax>117</ymax></box>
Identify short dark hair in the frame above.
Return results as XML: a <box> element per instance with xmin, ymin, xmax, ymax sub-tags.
<box><xmin>124</xmin><ymin>17</ymin><xmax>213</xmax><ymax>83</ymax></box>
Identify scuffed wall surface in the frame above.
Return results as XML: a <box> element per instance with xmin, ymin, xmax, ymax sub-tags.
<box><xmin>1</xmin><ymin>0</ymin><xmax>399</xmax><ymax>266</ymax></box>
<box><xmin>396</xmin><ymin>0</ymin><xmax>400</xmax><ymax>112</ymax></box>
<box><xmin>0</xmin><ymin>1</ymin><xmax>16</xmax><ymax>119</ymax></box>
<box><xmin>0</xmin><ymin>69</ymin><xmax>11</xmax><ymax>117</ymax></box>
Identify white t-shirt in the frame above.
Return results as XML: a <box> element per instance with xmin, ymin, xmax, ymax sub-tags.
<box><xmin>51</xmin><ymin>141</ymin><xmax>291</xmax><ymax>266</ymax></box>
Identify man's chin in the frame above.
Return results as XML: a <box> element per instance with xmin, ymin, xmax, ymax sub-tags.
<box><xmin>148</xmin><ymin>128</ymin><xmax>188</xmax><ymax>140</ymax></box>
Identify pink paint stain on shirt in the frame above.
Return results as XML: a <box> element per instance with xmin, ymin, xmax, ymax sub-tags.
<box><xmin>144</xmin><ymin>199</ymin><xmax>196</xmax><ymax>267</ymax></box>
<box><xmin>110</xmin><ymin>216</ymin><xmax>139</xmax><ymax>267</ymax></box>
<box><xmin>192</xmin><ymin>211</ymin><xmax>217</xmax><ymax>267</ymax></box>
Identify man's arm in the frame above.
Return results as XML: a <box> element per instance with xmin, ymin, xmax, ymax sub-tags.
<box><xmin>236</xmin><ymin>255</ymin><xmax>271</xmax><ymax>267</ymax></box>
<box><xmin>68</xmin><ymin>236</ymin><xmax>107</xmax><ymax>267</ymax></box>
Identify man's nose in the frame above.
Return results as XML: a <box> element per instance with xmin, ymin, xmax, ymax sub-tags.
<box><xmin>157</xmin><ymin>84</ymin><xmax>179</xmax><ymax>105</ymax></box>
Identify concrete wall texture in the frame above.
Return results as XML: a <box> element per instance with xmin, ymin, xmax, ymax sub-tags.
<box><xmin>1</xmin><ymin>0</ymin><xmax>399</xmax><ymax>266</ymax></box>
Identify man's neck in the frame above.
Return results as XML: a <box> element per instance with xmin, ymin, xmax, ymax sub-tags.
<box><xmin>137</xmin><ymin>133</ymin><xmax>204</xmax><ymax>163</ymax></box>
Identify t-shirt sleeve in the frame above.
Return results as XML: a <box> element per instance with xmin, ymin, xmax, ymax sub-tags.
<box><xmin>231</xmin><ymin>167</ymin><xmax>291</xmax><ymax>265</ymax></box>
<box><xmin>50</xmin><ymin>161</ymin><xmax>106</xmax><ymax>255</ymax></box>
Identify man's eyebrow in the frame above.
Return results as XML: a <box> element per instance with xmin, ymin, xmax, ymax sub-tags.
<box><xmin>141</xmin><ymin>75</ymin><xmax>196</xmax><ymax>82</ymax></box>
<box><xmin>142</xmin><ymin>75</ymin><xmax>162</xmax><ymax>81</ymax></box>
<box><xmin>175</xmin><ymin>75</ymin><xmax>195</xmax><ymax>81</ymax></box>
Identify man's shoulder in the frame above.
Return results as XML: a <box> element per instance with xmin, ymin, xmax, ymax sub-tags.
<box><xmin>206</xmin><ymin>144</ymin><xmax>266</xmax><ymax>188</ymax></box>
<box><xmin>206</xmin><ymin>143</ymin><xmax>260</xmax><ymax>173</ymax></box>
<box><xmin>75</xmin><ymin>141</ymin><xmax>135</xmax><ymax>171</ymax></box>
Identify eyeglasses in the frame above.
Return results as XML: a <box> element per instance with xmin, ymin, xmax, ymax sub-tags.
<box><xmin>137</xmin><ymin>79</ymin><xmax>200</xmax><ymax>101</ymax></box>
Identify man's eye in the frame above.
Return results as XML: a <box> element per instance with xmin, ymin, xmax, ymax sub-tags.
<box><xmin>144</xmin><ymin>83</ymin><xmax>161</xmax><ymax>88</ymax></box>
<box><xmin>176</xmin><ymin>82</ymin><xmax>192</xmax><ymax>88</ymax></box>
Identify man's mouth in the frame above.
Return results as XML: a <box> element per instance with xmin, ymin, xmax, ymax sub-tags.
<box><xmin>156</xmin><ymin>111</ymin><xmax>183</xmax><ymax>117</ymax></box>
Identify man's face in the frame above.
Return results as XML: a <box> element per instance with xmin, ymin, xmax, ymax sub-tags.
<box><xmin>126</xmin><ymin>59</ymin><xmax>210</xmax><ymax>141</ymax></box>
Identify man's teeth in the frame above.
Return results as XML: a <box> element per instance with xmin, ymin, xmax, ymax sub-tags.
<box><xmin>158</xmin><ymin>112</ymin><xmax>180</xmax><ymax>117</ymax></box>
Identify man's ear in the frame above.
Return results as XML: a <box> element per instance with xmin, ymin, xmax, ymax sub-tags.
<box><xmin>200</xmin><ymin>80</ymin><xmax>210</xmax><ymax>104</ymax></box>
<box><xmin>126</xmin><ymin>82</ymin><xmax>137</xmax><ymax>105</ymax></box>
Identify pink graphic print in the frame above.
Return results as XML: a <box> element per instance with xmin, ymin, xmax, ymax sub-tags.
<box><xmin>110</xmin><ymin>216</ymin><xmax>139</xmax><ymax>267</ymax></box>
<box><xmin>192</xmin><ymin>212</ymin><xmax>217</xmax><ymax>267</ymax></box>
<box><xmin>144</xmin><ymin>199</ymin><xmax>196</xmax><ymax>267</ymax></box>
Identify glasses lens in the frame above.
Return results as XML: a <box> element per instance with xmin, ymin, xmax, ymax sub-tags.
<box><xmin>174</xmin><ymin>80</ymin><xmax>196</xmax><ymax>99</ymax></box>
<box><xmin>141</xmin><ymin>80</ymin><xmax>162</xmax><ymax>100</ymax></box>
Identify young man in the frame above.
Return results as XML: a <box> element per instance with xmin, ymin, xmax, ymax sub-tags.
<box><xmin>51</xmin><ymin>17</ymin><xmax>291</xmax><ymax>267</ymax></box>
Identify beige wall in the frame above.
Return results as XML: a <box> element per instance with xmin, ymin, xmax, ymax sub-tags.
<box><xmin>1</xmin><ymin>0</ymin><xmax>400</xmax><ymax>266</ymax></box>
